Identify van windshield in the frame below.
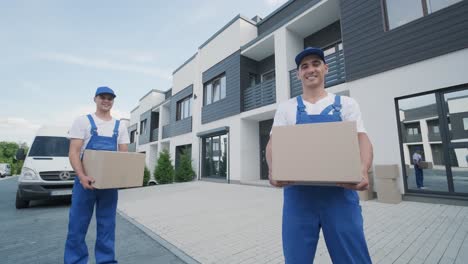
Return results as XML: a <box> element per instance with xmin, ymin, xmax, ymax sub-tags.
<box><xmin>29</xmin><ymin>136</ymin><xmax>70</xmax><ymax>157</ymax></box>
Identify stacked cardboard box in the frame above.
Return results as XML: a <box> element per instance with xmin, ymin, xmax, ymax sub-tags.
<box><xmin>358</xmin><ymin>169</ymin><xmax>375</xmax><ymax>201</ymax></box>
<box><xmin>374</xmin><ymin>164</ymin><xmax>402</xmax><ymax>204</ymax></box>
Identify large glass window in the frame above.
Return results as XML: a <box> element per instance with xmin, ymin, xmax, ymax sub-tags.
<box><xmin>202</xmin><ymin>134</ymin><xmax>228</xmax><ymax>179</ymax></box>
<box><xmin>398</xmin><ymin>93</ymin><xmax>448</xmax><ymax>192</ymax></box>
<box><xmin>176</xmin><ymin>95</ymin><xmax>192</xmax><ymax>121</ymax></box>
<box><xmin>397</xmin><ymin>86</ymin><xmax>468</xmax><ymax>195</ymax></box>
<box><xmin>384</xmin><ymin>0</ymin><xmax>462</xmax><ymax>30</ymax></box>
<box><xmin>204</xmin><ymin>74</ymin><xmax>226</xmax><ymax>106</ymax></box>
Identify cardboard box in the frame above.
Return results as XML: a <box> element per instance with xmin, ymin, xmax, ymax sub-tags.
<box><xmin>358</xmin><ymin>169</ymin><xmax>375</xmax><ymax>201</ymax></box>
<box><xmin>82</xmin><ymin>150</ymin><xmax>146</xmax><ymax>189</ymax></box>
<box><xmin>374</xmin><ymin>164</ymin><xmax>399</xmax><ymax>179</ymax></box>
<box><xmin>271</xmin><ymin>121</ymin><xmax>361</xmax><ymax>184</ymax></box>
<box><xmin>419</xmin><ymin>161</ymin><xmax>433</xmax><ymax>169</ymax></box>
<box><xmin>374</xmin><ymin>165</ymin><xmax>402</xmax><ymax>204</ymax></box>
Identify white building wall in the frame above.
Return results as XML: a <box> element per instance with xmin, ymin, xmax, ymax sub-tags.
<box><xmin>347</xmin><ymin>48</ymin><xmax>468</xmax><ymax>192</ymax></box>
<box><xmin>173</xmin><ymin>56</ymin><xmax>197</xmax><ymax>95</ymax></box>
<box><xmin>274</xmin><ymin>28</ymin><xmax>303</xmax><ymax>102</ymax></box>
<box><xmin>199</xmin><ymin>19</ymin><xmax>255</xmax><ymax>72</ymax></box>
<box><xmin>239</xmin><ymin>19</ymin><xmax>257</xmax><ymax>46</ymax></box>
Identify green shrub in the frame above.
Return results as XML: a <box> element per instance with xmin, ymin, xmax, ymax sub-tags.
<box><xmin>143</xmin><ymin>166</ymin><xmax>150</xmax><ymax>186</ymax></box>
<box><xmin>175</xmin><ymin>149</ymin><xmax>195</xmax><ymax>182</ymax></box>
<box><xmin>154</xmin><ymin>149</ymin><xmax>174</xmax><ymax>184</ymax></box>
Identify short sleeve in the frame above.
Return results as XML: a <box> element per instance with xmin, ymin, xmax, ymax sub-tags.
<box><xmin>342</xmin><ymin>97</ymin><xmax>367</xmax><ymax>133</ymax></box>
<box><xmin>270</xmin><ymin>103</ymin><xmax>289</xmax><ymax>135</ymax></box>
<box><xmin>68</xmin><ymin>116</ymin><xmax>87</xmax><ymax>140</ymax></box>
<box><xmin>118</xmin><ymin>122</ymin><xmax>130</xmax><ymax>144</ymax></box>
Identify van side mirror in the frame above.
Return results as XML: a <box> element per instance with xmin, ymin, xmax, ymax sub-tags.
<box><xmin>16</xmin><ymin>149</ymin><xmax>26</xmax><ymax>161</ymax></box>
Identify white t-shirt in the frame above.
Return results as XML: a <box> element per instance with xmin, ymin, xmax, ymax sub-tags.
<box><xmin>69</xmin><ymin>114</ymin><xmax>130</xmax><ymax>155</ymax></box>
<box><xmin>271</xmin><ymin>93</ymin><xmax>366</xmax><ymax>134</ymax></box>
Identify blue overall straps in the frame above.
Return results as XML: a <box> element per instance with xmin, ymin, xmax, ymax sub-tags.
<box><xmin>64</xmin><ymin>114</ymin><xmax>120</xmax><ymax>264</ymax></box>
<box><xmin>282</xmin><ymin>95</ymin><xmax>372</xmax><ymax>264</ymax></box>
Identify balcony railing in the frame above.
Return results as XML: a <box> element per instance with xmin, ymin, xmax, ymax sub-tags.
<box><xmin>151</xmin><ymin>128</ymin><xmax>159</xmax><ymax>142</ymax></box>
<box><xmin>404</xmin><ymin>134</ymin><xmax>422</xmax><ymax>143</ymax></box>
<box><xmin>162</xmin><ymin>124</ymin><xmax>171</xmax><ymax>139</ymax></box>
<box><xmin>290</xmin><ymin>47</ymin><xmax>345</xmax><ymax>98</ymax></box>
<box><xmin>243</xmin><ymin>78</ymin><xmax>276</xmax><ymax>112</ymax></box>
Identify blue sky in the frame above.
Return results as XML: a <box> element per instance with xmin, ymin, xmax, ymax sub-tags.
<box><xmin>0</xmin><ymin>0</ymin><xmax>287</xmax><ymax>145</ymax></box>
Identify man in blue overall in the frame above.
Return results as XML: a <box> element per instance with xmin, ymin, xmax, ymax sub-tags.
<box><xmin>266</xmin><ymin>47</ymin><xmax>373</xmax><ymax>263</ymax></box>
<box><xmin>65</xmin><ymin>86</ymin><xmax>129</xmax><ymax>264</ymax></box>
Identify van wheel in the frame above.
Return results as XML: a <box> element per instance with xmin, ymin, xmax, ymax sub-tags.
<box><xmin>15</xmin><ymin>191</ymin><xmax>29</xmax><ymax>209</ymax></box>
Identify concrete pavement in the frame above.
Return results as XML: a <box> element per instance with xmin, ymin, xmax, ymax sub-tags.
<box><xmin>118</xmin><ymin>181</ymin><xmax>468</xmax><ymax>264</ymax></box>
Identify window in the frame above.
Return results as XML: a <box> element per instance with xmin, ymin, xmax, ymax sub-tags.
<box><xmin>427</xmin><ymin>0</ymin><xmax>462</xmax><ymax>12</ymax></box>
<box><xmin>384</xmin><ymin>0</ymin><xmax>462</xmax><ymax>30</ymax></box>
<box><xmin>433</xmin><ymin>126</ymin><xmax>440</xmax><ymax>134</ymax></box>
<box><xmin>204</xmin><ymin>74</ymin><xmax>226</xmax><ymax>106</ymax></box>
<box><xmin>464</xmin><ymin>118</ymin><xmax>468</xmax><ymax>130</ymax></box>
<box><xmin>261</xmin><ymin>70</ymin><xmax>275</xmax><ymax>82</ymax></box>
<box><xmin>249</xmin><ymin>73</ymin><xmax>258</xmax><ymax>87</ymax></box>
<box><xmin>408</xmin><ymin>127</ymin><xmax>420</xmax><ymax>135</ymax></box>
<box><xmin>176</xmin><ymin>95</ymin><xmax>192</xmax><ymax>121</ymax></box>
<box><xmin>130</xmin><ymin>130</ymin><xmax>136</xmax><ymax>143</ymax></box>
<box><xmin>29</xmin><ymin>136</ymin><xmax>70</xmax><ymax>157</ymax></box>
<box><xmin>140</xmin><ymin>119</ymin><xmax>147</xmax><ymax>135</ymax></box>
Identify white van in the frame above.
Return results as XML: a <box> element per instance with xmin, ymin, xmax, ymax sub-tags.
<box><xmin>0</xmin><ymin>163</ymin><xmax>11</xmax><ymax>177</ymax></box>
<box><xmin>15</xmin><ymin>126</ymin><xmax>75</xmax><ymax>209</ymax></box>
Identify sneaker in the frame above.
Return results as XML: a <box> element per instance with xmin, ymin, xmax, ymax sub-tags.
<box><xmin>419</xmin><ymin>186</ymin><xmax>428</xmax><ymax>190</ymax></box>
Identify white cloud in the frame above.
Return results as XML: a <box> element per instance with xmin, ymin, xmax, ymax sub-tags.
<box><xmin>0</xmin><ymin>107</ymin><xmax>130</xmax><ymax>146</ymax></box>
<box><xmin>105</xmin><ymin>50</ymin><xmax>160</xmax><ymax>63</ymax></box>
<box><xmin>0</xmin><ymin>117</ymin><xmax>41</xmax><ymax>145</ymax></box>
<box><xmin>37</xmin><ymin>52</ymin><xmax>172</xmax><ymax>80</ymax></box>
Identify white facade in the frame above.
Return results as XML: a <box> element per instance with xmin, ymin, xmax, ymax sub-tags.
<box><xmin>129</xmin><ymin>1</ymin><xmax>468</xmax><ymax>197</ymax></box>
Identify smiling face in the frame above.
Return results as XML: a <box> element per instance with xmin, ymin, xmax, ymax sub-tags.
<box><xmin>94</xmin><ymin>93</ymin><xmax>114</xmax><ymax>112</ymax></box>
<box><xmin>297</xmin><ymin>54</ymin><xmax>328</xmax><ymax>89</ymax></box>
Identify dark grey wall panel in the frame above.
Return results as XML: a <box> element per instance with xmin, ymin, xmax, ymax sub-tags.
<box><xmin>258</xmin><ymin>0</ymin><xmax>321</xmax><ymax>35</ymax></box>
<box><xmin>168</xmin><ymin>85</ymin><xmax>193</xmax><ymax>137</ymax></box>
<box><xmin>258</xmin><ymin>55</ymin><xmax>275</xmax><ymax>76</ymax></box>
<box><xmin>138</xmin><ymin>109</ymin><xmax>152</xmax><ymax>145</ymax></box>
<box><xmin>202</xmin><ymin>51</ymin><xmax>241</xmax><ymax>124</ymax></box>
<box><xmin>340</xmin><ymin>0</ymin><xmax>468</xmax><ymax>81</ymax></box>
<box><xmin>304</xmin><ymin>20</ymin><xmax>341</xmax><ymax>48</ymax></box>
<box><xmin>165</xmin><ymin>89</ymin><xmax>172</xmax><ymax>99</ymax></box>
<box><xmin>171</xmin><ymin>117</ymin><xmax>192</xmax><ymax>138</ymax></box>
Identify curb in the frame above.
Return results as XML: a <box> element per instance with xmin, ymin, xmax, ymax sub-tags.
<box><xmin>117</xmin><ymin>209</ymin><xmax>200</xmax><ymax>264</ymax></box>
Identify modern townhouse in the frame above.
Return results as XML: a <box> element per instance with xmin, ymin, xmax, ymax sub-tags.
<box><xmin>129</xmin><ymin>0</ymin><xmax>468</xmax><ymax>200</ymax></box>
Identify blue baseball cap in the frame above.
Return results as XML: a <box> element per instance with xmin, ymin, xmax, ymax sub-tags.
<box><xmin>95</xmin><ymin>86</ymin><xmax>116</xmax><ymax>98</ymax></box>
<box><xmin>295</xmin><ymin>47</ymin><xmax>326</xmax><ymax>68</ymax></box>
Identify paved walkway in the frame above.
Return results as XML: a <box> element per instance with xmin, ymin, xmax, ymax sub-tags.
<box><xmin>118</xmin><ymin>181</ymin><xmax>468</xmax><ymax>264</ymax></box>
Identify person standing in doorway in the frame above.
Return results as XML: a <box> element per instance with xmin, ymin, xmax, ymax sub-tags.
<box><xmin>412</xmin><ymin>149</ymin><xmax>426</xmax><ymax>189</ymax></box>
<box><xmin>266</xmin><ymin>47</ymin><xmax>373</xmax><ymax>263</ymax></box>
<box><xmin>64</xmin><ymin>86</ymin><xmax>130</xmax><ymax>264</ymax></box>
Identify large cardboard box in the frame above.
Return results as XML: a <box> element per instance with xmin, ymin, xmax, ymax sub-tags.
<box><xmin>82</xmin><ymin>150</ymin><xmax>146</xmax><ymax>189</ymax></box>
<box><xmin>419</xmin><ymin>161</ymin><xmax>433</xmax><ymax>169</ymax></box>
<box><xmin>271</xmin><ymin>121</ymin><xmax>361</xmax><ymax>184</ymax></box>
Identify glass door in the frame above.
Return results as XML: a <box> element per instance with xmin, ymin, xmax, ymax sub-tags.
<box><xmin>398</xmin><ymin>93</ymin><xmax>448</xmax><ymax>192</ymax></box>
<box><xmin>202</xmin><ymin>134</ymin><xmax>228</xmax><ymax>180</ymax></box>
<box><xmin>441</xmin><ymin>89</ymin><xmax>468</xmax><ymax>194</ymax></box>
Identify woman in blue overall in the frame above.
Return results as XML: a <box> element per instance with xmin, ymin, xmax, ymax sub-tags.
<box><xmin>65</xmin><ymin>87</ymin><xmax>129</xmax><ymax>264</ymax></box>
<box><xmin>266</xmin><ymin>48</ymin><xmax>373</xmax><ymax>264</ymax></box>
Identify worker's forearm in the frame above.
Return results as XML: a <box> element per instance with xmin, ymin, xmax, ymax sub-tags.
<box><xmin>69</xmin><ymin>151</ymin><xmax>86</xmax><ymax>178</ymax></box>
<box><xmin>358</xmin><ymin>133</ymin><xmax>373</xmax><ymax>174</ymax></box>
